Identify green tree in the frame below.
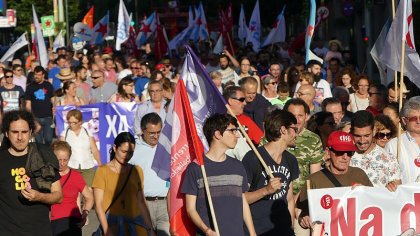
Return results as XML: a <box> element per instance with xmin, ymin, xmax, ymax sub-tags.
<box><xmin>8</xmin><ymin>0</ymin><xmax>79</xmax><ymax>36</ymax></box>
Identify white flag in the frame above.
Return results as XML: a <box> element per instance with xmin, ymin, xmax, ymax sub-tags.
<box><xmin>245</xmin><ymin>0</ymin><xmax>261</xmax><ymax>52</ymax></box>
<box><xmin>370</xmin><ymin>19</ymin><xmax>392</xmax><ymax>85</ymax></box>
<box><xmin>52</xmin><ymin>30</ymin><xmax>65</xmax><ymax>52</ymax></box>
<box><xmin>32</xmin><ymin>5</ymin><xmax>48</xmax><ymax>69</ymax></box>
<box><xmin>213</xmin><ymin>34</ymin><xmax>224</xmax><ymax>54</ymax></box>
<box><xmin>0</xmin><ymin>32</ymin><xmax>29</xmax><ymax>62</ymax></box>
<box><xmin>116</xmin><ymin>0</ymin><xmax>131</xmax><ymax>51</ymax></box>
<box><xmin>379</xmin><ymin>0</ymin><xmax>420</xmax><ymax>88</ymax></box>
<box><xmin>238</xmin><ymin>4</ymin><xmax>248</xmax><ymax>44</ymax></box>
<box><xmin>262</xmin><ymin>6</ymin><xmax>286</xmax><ymax>47</ymax></box>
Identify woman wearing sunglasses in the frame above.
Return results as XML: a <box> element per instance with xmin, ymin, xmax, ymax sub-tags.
<box><xmin>374</xmin><ymin>115</ymin><xmax>396</xmax><ymax>148</ymax></box>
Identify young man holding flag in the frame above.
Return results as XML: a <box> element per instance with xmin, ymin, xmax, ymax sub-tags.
<box><xmin>181</xmin><ymin>113</ymin><xmax>257</xmax><ymax>236</ymax></box>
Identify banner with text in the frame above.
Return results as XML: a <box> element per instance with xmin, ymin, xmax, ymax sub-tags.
<box><xmin>308</xmin><ymin>184</ymin><xmax>420</xmax><ymax>236</ymax></box>
<box><xmin>55</xmin><ymin>103</ymin><xmax>138</xmax><ymax>164</ymax></box>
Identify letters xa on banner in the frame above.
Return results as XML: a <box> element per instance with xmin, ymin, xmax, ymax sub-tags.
<box><xmin>55</xmin><ymin>102</ymin><xmax>138</xmax><ymax>164</ymax></box>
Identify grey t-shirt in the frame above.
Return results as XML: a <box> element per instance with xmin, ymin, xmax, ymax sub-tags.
<box><xmin>181</xmin><ymin>156</ymin><xmax>248</xmax><ymax>236</ymax></box>
<box><xmin>90</xmin><ymin>82</ymin><xmax>117</xmax><ymax>103</ymax></box>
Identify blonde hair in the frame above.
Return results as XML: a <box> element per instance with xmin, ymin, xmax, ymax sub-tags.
<box><xmin>299</xmin><ymin>72</ymin><xmax>314</xmax><ymax>85</ymax></box>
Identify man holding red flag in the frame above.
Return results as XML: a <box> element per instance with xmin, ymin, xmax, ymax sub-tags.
<box><xmin>181</xmin><ymin>113</ymin><xmax>257</xmax><ymax>236</ymax></box>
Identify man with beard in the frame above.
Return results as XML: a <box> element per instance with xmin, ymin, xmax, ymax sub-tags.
<box><xmin>217</xmin><ymin>50</ymin><xmax>240</xmax><ymax>85</ymax></box>
<box><xmin>295</xmin><ymin>60</ymin><xmax>332</xmax><ymax>103</ymax></box>
<box><xmin>349</xmin><ymin>110</ymin><xmax>401</xmax><ymax>190</ymax></box>
<box><xmin>73</xmin><ymin>66</ymin><xmax>91</xmax><ymax>104</ymax></box>
<box><xmin>242</xmin><ymin>109</ymin><xmax>299</xmax><ymax>236</ymax></box>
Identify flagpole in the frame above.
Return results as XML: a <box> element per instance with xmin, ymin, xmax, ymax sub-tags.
<box><xmin>392</xmin><ymin>0</ymin><xmax>398</xmax><ymax>102</ymax></box>
<box><xmin>200</xmin><ymin>165</ymin><xmax>220</xmax><ymax>235</ymax></box>
<box><xmin>25</xmin><ymin>32</ymin><xmax>32</xmax><ymax>57</ymax></box>
<box><xmin>397</xmin><ymin>0</ymin><xmax>408</xmax><ymax>163</ymax></box>
<box><xmin>226</xmin><ymin>105</ymin><xmax>274</xmax><ymax>179</ymax></box>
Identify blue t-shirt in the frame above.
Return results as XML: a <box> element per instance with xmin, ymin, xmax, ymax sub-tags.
<box><xmin>181</xmin><ymin>156</ymin><xmax>248</xmax><ymax>236</ymax></box>
<box><xmin>134</xmin><ymin>76</ymin><xmax>149</xmax><ymax>96</ymax></box>
<box><xmin>242</xmin><ymin>146</ymin><xmax>299</xmax><ymax>236</ymax></box>
<box><xmin>48</xmin><ymin>67</ymin><xmax>61</xmax><ymax>91</ymax></box>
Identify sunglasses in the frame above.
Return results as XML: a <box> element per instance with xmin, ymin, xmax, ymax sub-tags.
<box><xmin>4</xmin><ymin>75</ymin><xmax>13</xmax><ymax>78</ymax></box>
<box><xmin>405</xmin><ymin>116</ymin><xmax>420</xmax><ymax>123</ymax></box>
<box><xmin>268</xmin><ymin>82</ymin><xmax>278</xmax><ymax>85</ymax></box>
<box><xmin>91</xmin><ymin>76</ymin><xmax>102</xmax><ymax>79</ymax></box>
<box><xmin>375</xmin><ymin>132</ymin><xmax>392</xmax><ymax>140</ymax></box>
<box><xmin>330</xmin><ymin>148</ymin><xmax>355</xmax><ymax>157</ymax></box>
<box><xmin>231</xmin><ymin>97</ymin><xmax>246</xmax><ymax>102</ymax></box>
<box><xmin>130</xmin><ymin>67</ymin><xmax>140</xmax><ymax>70</ymax></box>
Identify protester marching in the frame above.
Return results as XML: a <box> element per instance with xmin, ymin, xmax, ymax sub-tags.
<box><xmin>1</xmin><ymin>0</ymin><xmax>420</xmax><ymax>236</ymax></box>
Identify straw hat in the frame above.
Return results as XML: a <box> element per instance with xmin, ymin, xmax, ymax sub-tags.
<box><xmin>328</xmin><ymin>39</ymin><xmax>342</xmax><ymax>50</ymax></box>
<box><xmin>56</xmin><ymin>68</ymin><xmax>75</xmax><ymax>80</ymax></box>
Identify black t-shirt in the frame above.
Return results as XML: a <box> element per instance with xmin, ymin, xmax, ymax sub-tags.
<box><xmin>0</xmin><ymin>149</ymin><xmax>60</xmax><ymax>236</ymax></box>
<box><xmin>242</xmin><ymin>146</ymin><xmax>299</xmax><ymax>236</ymax></box>
<box><xmin>244</xmin><ymin>94</ymin><xmax>270</xmax><ymax>130</ymax></box>
<box><xmin>24</xmin><ymin>81</ymin><xmax>53</xmax><ymax>118</ymax></box>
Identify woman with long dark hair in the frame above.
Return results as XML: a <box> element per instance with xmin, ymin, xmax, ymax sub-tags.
<box><xmin>108</xmin><ymin>76</ymin><xmax>140</xmax><ymax>103</ymax></box>
<box><xmin>92</xmin><ymin>132</ymin><xmax>155</xmax><ymax>236</ymax></box>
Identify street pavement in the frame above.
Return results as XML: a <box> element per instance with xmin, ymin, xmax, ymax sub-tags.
<box><xmin>82</xmin><ymin>210</ymin><xmax>100</xmax><ymax>235</ymax></box>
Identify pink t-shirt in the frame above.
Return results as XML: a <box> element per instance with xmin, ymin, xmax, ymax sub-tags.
<box><xmin>50</xmin><ymin>170</ymin><xmax>86</xmax><ymax>220</ymax></box>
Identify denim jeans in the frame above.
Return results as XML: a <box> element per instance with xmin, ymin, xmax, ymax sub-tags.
<box><xmin>35</xmin><ymin>117</ymin><xmax>53</xmax><ymax>146</ymax></box>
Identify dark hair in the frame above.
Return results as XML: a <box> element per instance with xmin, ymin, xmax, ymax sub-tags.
<box><xmin>55</xmin><ymin>54</ymin><xmax>67</xmax><ymax>63</ymax></box>
<box><xmin>109</xmin><ymin>132</ymin><xmax>135</xmax><ymax>160</ymax></box>
<box><xmin>140</xmin><ymin>112</ymin><xmax>162</xmax><ymax>131</ymax></box>
<box><xmin>118</xmin><ymin>76</ymin><xmax>135</xmax><ymax>99</ymax></box>
<box><xmin>203</xmin><ymin>113</ymin><xmax>238</xmax><ymax>145</ymax></box>
<box><xmin>375</xmin><ymin>114</ymin><xmax>396</xmax><ymax>138</ymax></box>
<box><xmin>219</xmin><ymin>54</ymin><xmax>229</xmax><ymax>61</ymax></box>
<box><xmin>354</xmin><ymin>75</ymin><xmax>370</xmax><ymax>91</ymax></box>
<box><xmin>114</xmin><ymin>57</ymin><xmax>129</xmax><ymax>69</ymax></box>
<box><xmin>223</xmin><ymin>86</ymin><xmax>242</xmax><ymax>101</ymax></box>
<box><xmin>351</xmin><ymin>110</ymin><xmax>375</xmax><ymax>133</ymax></box>
<box><xmin>34</xmin><ymin>66</ymin><xmax>46</xmax><ymax>74</ymax></box>
<box><xmin>321</xmin><ymin>97</ymin><xmax>341</xmax><ymax>111</ymax></box>
<box><xmin>264</xmin><ymin>109</ymin><xmax>297</xmax><ymax>142</ymax></box>
<box><xmin>1</xmin><ymin>110</ymin><xmax>36</xmax><ymax>149</ymax></box>
<box><xmin>3</xmin><ymin>69</ymin><xmax>12</xmax><ymax>76</ymax></box>
<box><xmin>74</xmin><ymin>65</ymin><xmax>86</xmax><ymax>74</ymax></box>
<box><xmin>277</xmin><ymin>81</ymin><xmax>289</xmax><ymax>93</ymax></box>
<box><xmin>370</xmin><ymin>83</ymin><xmax>388</xmax><ymax>98</ymax></box>
<box><xmin>385</xmin><ymin>102</ymin><xmax>399</xmax><ymax>117</ymax></box>
<box><xmin>335</xmin><ymin>68</ymin><xmax>357</xmax><ymax>87</ymax></box>
<box><xmin>12</xmin><ymin>64</ymin><xmax>22</xmax><ymax>71</ymax></box>
<box><xmin>307</xmin><ymin>111</ymin><xmax>334</xmax><ymax>136</ymax></box>
<box><xmin>284</xmin><ymin>98</ymin><xmax>310</xmax><ymax>115</ymax></box>
<box><xmin>306</xmin><ymin>60</ymin><xmax>322</xmax><ymax>68</ymax></box>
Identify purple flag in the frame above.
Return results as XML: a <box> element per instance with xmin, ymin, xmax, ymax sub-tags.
<box><xmin>152</xmin><ymin>45</ymin><xmax>227</xmax><ymax>180</ymax></box>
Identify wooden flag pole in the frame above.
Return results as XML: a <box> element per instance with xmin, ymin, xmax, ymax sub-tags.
<box><xmin>200</xmin><ymin>165</ymin><xmax>220</xmax><ymax>236</ymax></box>
<box><xmin>226</xmin><ymin>105</ymin><xmax>274</xmax><ymax>179</ymax></box>
<box><xmin>392</xmin><ymin>0</ymin><xmax>398</xmax><ymax>98</ymax></box>
<box><xmin>397</xmin><ymin>0</ymin><xmax>407</xmax><ymax>163</ymax></box>
<box><xmin>25</xmin><ymin>32</ymin><xmax>32</xmax><ymax>58</ymax></box>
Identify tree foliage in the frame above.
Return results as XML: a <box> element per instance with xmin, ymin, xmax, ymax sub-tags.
<box><xmin>8</xmin><ymin>0</ymin><xmax>79</xmax><ymax>35</ymax></box>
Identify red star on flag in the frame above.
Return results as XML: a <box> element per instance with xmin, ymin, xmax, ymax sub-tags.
<box><xmin>80</xmin><ymin>28</ymin><xmax>86</xmax><ymax>34</ymax></box>
<box><xmin>140</xmin><ymin>23</ymin><xmax>152</xmax><ymax>33</ymax></box>
<box><xmin>196</xmin><ymin>18</ymin><xmax>202</xmax><ymax>25</ymax></box>
<box><xmin>307</xmin><ymin>25</ymin><xmax>314</xmax><ymax>37</ymax></box>
<box><xmin>46</xmin><ymin>20</ymin><xmax>51</xmax><ymax>27</ymax></box>
<box><xmin>272</xmin><ymin>19</ymin><xmax>279</xmax><ymax>28</ymax></box>
<box><xmin>250</xmin><ymin>25</ymin><xmax>256</xmax><ymax>32</ymax></box>
<box><xmin>96</xmin><ymin>22</ymin><xmax>108</xmax><ymax>36</ymax></box>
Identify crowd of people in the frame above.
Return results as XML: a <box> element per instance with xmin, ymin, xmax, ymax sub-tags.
<box><xmin>0</xmin><ymin>36</ymin><xmax>419</xmax><ymax>236</ymax></box>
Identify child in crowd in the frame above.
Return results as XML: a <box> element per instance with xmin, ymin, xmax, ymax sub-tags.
<box><xmin>271</xmin><ymin>81</ymin><xmax>291</xmax><ymax>109</ymax></box>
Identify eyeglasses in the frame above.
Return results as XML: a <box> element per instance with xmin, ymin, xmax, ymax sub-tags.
<box><xmin>165</xmin><ymin>64</ymin><xmax>171</xmax><ymax>68</ymax></box>
<box><xmin>268</xmin><ymin>82</ymin><xmax>278</xmax><ymax>86</ymax></box>
<box><xmin>405</xmin><ymin>116</ymin><xmax>420</xmax><ymax>123</ymax></box>
<box><xmin>4</xmin><ymin>75</ymin><xmax>13</xmax><ymax>78</ymax></box>
<box><xmin>231</xmin><ymin>97</ymin><xmax>246</xmax><ymax>103</ymax></box>
<box><xmin>16</xmin><ymin>69</ymin><xmax>22</xmax><ymax>71</ymax></box>
<box><xmin>225</xmin><ymin>128</ymin><xmax>240</xmax><ymax>134</ymax></box>
<box><xmin>145</xmin><ymin>130</ymin><xmax>161</xmax><ymax>137</ymax></box>
<box><xmin>149</xmin><ymin>89</ymin><xmax>163</xmax><ymax>94</ymax></box>
<box><xmin>288</xmin><ymin>126</ymin><xmax>298</xmax><ymax>133</ymax></box>
<box><xmin>67</xmin><ymin>121</ymin><xmax>80</xmax><ymax>125</ymax></box>
<box><xmin>375</xmin><ymin>132</ymin><xmax>392</xmax><ymax>140</ymax></box>
<box><xmin>358</xmin><ymin>84</ymin><xmax>369</xmax><ymax>87</ymax></box>
<box><xmin>330</xmin><ymin>148</ymin><xmax>355</xmax><ymax>157</ymax></box>
<box><xmin>130</xmin><ymin>67</ymin><xmax>140</xmax><ymax>70</ymax></box>
<box><xmin>297</xmin><ymin>92</ymin><xmax>309</xmax><ymax>97</ymax></box>
<box><xmin>91</xmin><ymin>76</ymin><xmax>102</xmax><ymax>79</ymax></box>
<box><xmin>368</xmin><ymin>91</ymin><xmax>381</xmax><ymax>96</ymax></box>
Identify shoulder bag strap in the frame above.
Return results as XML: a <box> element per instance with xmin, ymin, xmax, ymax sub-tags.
<box><xmin>321</xmin><ymin>168</ymin><xmax>342</xmax><ymax>187</ymax></box>
<box><xmin>61</xmin><ymin>169</ymin><xmax>72</xmax><ymax>189</ymax></box>
<box><xmin>104</xmin><ymin>165</ymin><xmax>134</xmax><ymax>214</ymax></box>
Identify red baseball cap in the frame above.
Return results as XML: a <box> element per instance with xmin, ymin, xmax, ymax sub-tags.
<box><xmin>327</xmin><ymin>131</ymin><xmax>357</xmax><ymax>151</ymax></box>
<box><xmin>155</xmin><ymin>64</ymin><xmax>165</xmax><ymax>70</ymax></box>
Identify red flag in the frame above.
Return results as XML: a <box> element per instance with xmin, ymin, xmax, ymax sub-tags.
<box><xmin>218</xmin><ymin>8</ymin><xmax>235</xmax><ymax>55</ymax></box>
<box><xmin>169</xmin><ymin>79</ymin><xmax>204</xmax><ymax>235</ymax></box>
<box><xmin>154</xmin><ymin>15</ymin><xmax>168</xmax><ymax>63</ymax></box>
<box><xmin>123</xmin><ymin>25</ymin><xmax>140</xmax><ymax>58</ymax></box>
<box><xmin>82</xmin><ymin>6</ymin><xmax>94</xmax><ymax>29</ymax></box>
